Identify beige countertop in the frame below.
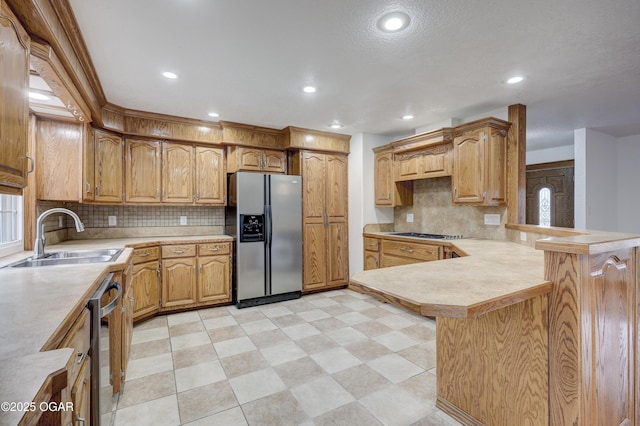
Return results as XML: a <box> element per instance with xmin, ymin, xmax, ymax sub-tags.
<box><xmin>351</xmin><ymin>234</ymin><xmax>552</xmax><ymax>318</ymax></box>
<box><xmin>0</xmin><ymin>234</ymin><xmax>232</xmax><ymax>424</ymax></box>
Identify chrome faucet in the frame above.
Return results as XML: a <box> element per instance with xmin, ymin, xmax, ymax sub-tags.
<box><xmin>33</xmin><ymin>208</ymin><xmax>85</xmax><ymax>259</ymax></box>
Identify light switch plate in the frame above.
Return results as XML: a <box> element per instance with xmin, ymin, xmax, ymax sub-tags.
<box><xmin>484</xmin><ymin>214</ymin><xmax>501</xmax><ymax>225</ymax></box>
<box><xmin>108</xmin><ymin>216</ymin><xmax>117</xmax><ymax>227</ymax></box>
<box><xmin>406</xmin><ymin>213</ymin><xmax>414</xmax><ymax>223</ymax></box>
<box><xmin>180</xmin><ymin>216</ymin><xmax>187</xmax><ymax>225</ymax></box>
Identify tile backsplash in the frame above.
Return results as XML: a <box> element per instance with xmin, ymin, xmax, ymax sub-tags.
<box><xmin>65</xmin><ymin>203</ymin><xmax>224</xmax><ymax>228</ymax></box>
<box><xmin>393</xmin><ymin>177</ymin><xmax>507</xmax><ymax>240</ymax></box>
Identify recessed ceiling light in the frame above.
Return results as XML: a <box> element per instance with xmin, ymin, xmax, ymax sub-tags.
<box><xmin>329</xmin><ymin>122</ymin><xmax>343</xmax><ymax>129</ymax></box>
<box><xmin>208</xmin><ymin>112</ymin><xmax>219</xmax><ymax>118</ymax></box>
<box><xmin>402</xmin><ymin>114</ymin><xmax>414</xmax><ymax>120</ymax></box>
<box><xmin>377</xmin><ymin>11</ymin><xmax>411</xmax><ymax>32</ymax></box>
<box><xmin>29</xmin><ymin>92</ymin><xmax>49</xmax><ymax>101</ymax></box>
<box><xmin>162</xmin><ymin>71</ymin><xmax>178</xmax><ymax>79</ymax></box>
<box><xmin>303</xmin><ymin>86</ymin><xmax>317</xmax><ymax>93</ymax></box>
<box><xmin>506</xmin><ymin>76</ymin><xmax>524</xmax><ymax>84</ymax></box>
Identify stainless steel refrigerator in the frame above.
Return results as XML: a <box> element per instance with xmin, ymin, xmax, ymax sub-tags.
<box><xmin>226</xmin><ymin>172</ymin><xmax>303</xmax><ymax>308</ymax></box>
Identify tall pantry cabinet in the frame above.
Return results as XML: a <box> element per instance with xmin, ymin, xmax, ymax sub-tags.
<box><xmin>290</xmin><ymin>151</ymin><xmax>349</xmax><ymax>292</ymax></box>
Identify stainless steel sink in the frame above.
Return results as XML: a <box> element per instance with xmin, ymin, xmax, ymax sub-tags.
<box><xmin>46</xmin><ymin>248</ymin><xmax>123</xmax><ymax>259</ymax></box>
<box><xmin>4</xmin><ymin>248</ymin><xmax>123</xmax><ymax>268</ymax></box>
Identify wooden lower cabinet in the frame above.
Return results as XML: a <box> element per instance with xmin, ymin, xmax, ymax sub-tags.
<box><xmin>363</xmin><ymin>237</ymin><xmax>380</xmax><ymax>270</ymax></box>
<box><xmin>70</xmin><ymin>355</ymin><xmax>91</xmax><ymax>426</ymax></box>
<box><xmin>160</xmin><ymin>243</ymin><xmax>232</xmax><ymax>310</ymax></box>
<box><xmin>121</xmin><ymin>278</ymin><xmax>134</xmax><ymax>381</ymax></box>
<box><xmin>56</xmin><ymin>308</ymin><xmax>90</xmax><ymax>426</ymax></box>
<box><xmin>130</xmin><ymin>247</ymin><xmax>161</xmax><ymax>322</ymax></box>
<box><xmin>381</xmin><ymin>240</ymin><xmax>441</xmax><ymax>267</ymax></box>
<box><xmin>162</xmin><ymin>257</ymin><xmax>197</xmax><ymax>308</ymax></box>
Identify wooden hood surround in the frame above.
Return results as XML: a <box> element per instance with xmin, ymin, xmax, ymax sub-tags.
<box><xmin>5</xmin><ymin>0</ymin><xmax>640</xmax><ymax>424</ymax></box>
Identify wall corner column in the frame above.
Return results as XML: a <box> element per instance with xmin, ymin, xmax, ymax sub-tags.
<box><xmin>507</xmin><ymin>104</ymin><xmax>526</xmax><ymax>224</ymax></box>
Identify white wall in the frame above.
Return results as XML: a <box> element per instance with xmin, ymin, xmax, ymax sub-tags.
<box><xmin>526</xmin><ymin>145</ymin><xmax>574</xmax><ymax>165</ymax></box>
<box><xmin>617</xmin><ymin>134</ymin><xmax>640</xmax><ymax>233</ymax></box>
<box><xmin>574</xmin><ymin>129</ymin><xmax>618</xmax><ymax>231</ymax></box>
<box><xmin>348</xmin><ymin>133</ymin><xmax>393</xmax><ymax>276</ymax></box>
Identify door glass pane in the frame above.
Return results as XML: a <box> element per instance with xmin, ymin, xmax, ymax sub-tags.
<box><xmin>539</xmin><ymin>187</ymin><xmax>551</xmax><ymax>227</ymax></box>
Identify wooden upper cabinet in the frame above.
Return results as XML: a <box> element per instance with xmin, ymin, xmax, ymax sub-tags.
<box><xmin>125</xmin><ymin>139</ymin><xmax>161</xmax><ymax>203</ymax></box>
<box><xmin>94</xmin><ymin>129</ymin><xmax>124</xmax><ymax>203</ymax></box>
<box><xmin>227</xmin><ymin>146</ymin><xmax>287</xmax><ymax>174</ymax></box>
<box><xmin>375</xmin><ymin>150</ymin><xmax>395</xmax><ymax>206</ymax></box>
<box><xmin>262</xmin><ymin>149</ymin><xmax>287</xmax><ymax>173</ymax></box>
<box><xmin>452</xmin><ymin>118</ymin><xmax>509</xmax><ymax>206</ymax></box>
<box><xmin>162</xmin><ymin>142</ymin><xmax>193</xmax><ymax>203</ymax></box>
<box><xmin>0</xmin><ymin>3</ymin><xmax>30</xmax><ymax>193</ymax></box>
<box><xmin>35</xmin><ymin>119</ymin><xmax>82</xmax><ymax>201</ymax></box>
<box><xmin>83</xmin><ymin>125</ymin><xmax>95</xmax><ymax>201</ymax></box>
<box><xmin>195</xmin><ymin>146</ymin><xmax>225</xmax><ymax>205</ymax></box>
<box><xmin>325</xmin><ymin>154</ymin><xmax>348</xmax><ymax>220</ymax></box>
<box><xmin>374</xmin><ymin>148</ymin><xmax>412</xmax><ymax>207</ymax></box>
<box><xmin>301</xmin><ymin>151</ymin><xmax>326</xmax><ymax>222</ymax></box>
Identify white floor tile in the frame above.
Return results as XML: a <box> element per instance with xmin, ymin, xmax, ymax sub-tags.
<box><xmin>260</xmin><ymin>341</ymin><xmax>307</xmax><ymax>366</ymax></box>
<box><xmin>203</xmin><ymin>315</ymin><xmax>238</xmax><ymax>330</ymax></box>
<box><xmin>125</xmin><ymin>352</ymin><xmax>174</xmax><ymax>381</ymax></box>
<box><xmin>114</xmin><ymin>394</ymin><xmax>180</xmax><ymax>426</ymax></box>
<box><xmin>213</xmin><ymin>336</ymin><xmax>257</xmax><ymax>358</ymax></box>
<box><xmin>282</xmin><ymin>323</ymin><xmax>321</xmax><ymax>340</ymax></box>
<box><xmin>360</xmin><ymin>385</ymin><xmax>431</xmax><ymax>426</ymax></box>
<box><xmin>183</xmin><ymin>406</ymin><xmax>248</xmax><ymax>426</ymax></box>
<box><xmin>311</xmin><ymin>347</ymin><xmax>362</xmax><ymax>374</ymax></box>
<box><xmin>240</xmin><ymin>318</ymin><xmax>278</xmax><ymax>335</ymax></box>
<box><xmin>367</xmin><ymin>353</ymin><xmax>423</xmax><ymax>383</ymax></box>
<box><xmin>131</xmin><ymin>326</ymin><xmax>169</xmax><ymax>345</ymax></box>
<box><xmin>170</xmin><ymin>331</ymin><xmax>212</xmax><ymax>351</ymax></box>
<box><xmin>291</xmin><ymin>376</ymin><xmax>354</xmax><ymax>418</ymax></box>
<box><xmin>229</xmin><ymin>368</ymin><xmax>287</xmax><ymax>404</ymax></box>
<box><xmin>174</xmin><ymin>360</ymin><xmax>227</xmax><ymax>392</ymax></box>
<box><xmin>167</xmin><ymin>311</ymin><xmax>202</xmax><ymax>327</ymax></box>
<box><xmin>374</xmin><ymin>330</ymin><xmax>418</xmax><ymax>352</ymax></box>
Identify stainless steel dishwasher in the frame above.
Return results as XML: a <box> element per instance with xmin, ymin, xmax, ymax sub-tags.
<box><xmin>87</xmin><ymin>273</ymin><xmax>122</xmax><ymax>426</ymax></box>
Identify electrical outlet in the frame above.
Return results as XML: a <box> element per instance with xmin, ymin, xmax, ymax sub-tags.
<box><xmin>520</xmin><ymin>232</ymin><xmax>527</xmax><ymax>242</ymax></box>
<box><xmin>108</xmin><ymin>216</ymin><xmax>117</xmax><ymax>227</ymax></box>
<box><xmin>180</xmin><ymin>216</ymin><xmax>187</xmax><ymax>225</ymax></box>
<box><xmin>406</xmin><ymin>213</ymin><xmax>414</xmax><ymax>223</ymax></box>
<box><xmin>484</xmin><ymin>214</ymin><xmax>501</xmax><ymax>226</ymax></box>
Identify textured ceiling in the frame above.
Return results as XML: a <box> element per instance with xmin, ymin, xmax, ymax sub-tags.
<box><xmin>67</xmin><ymin>0</ymin><xmax>640</xmax><ymax>151</ymax></box>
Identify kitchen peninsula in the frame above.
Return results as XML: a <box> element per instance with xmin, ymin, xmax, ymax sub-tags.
<box><xmin>350</xmin><ymin>229</ymin><xmax>640</xmax><ymax>425</ymax></box>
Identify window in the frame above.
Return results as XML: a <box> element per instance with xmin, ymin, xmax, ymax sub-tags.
<box><xmin>538</xmin><ymin>187</ymin><xmax>551</xmax><ymax>227</ymax></box>
<box><xmin>0</xmin><ymin>194</ymin><xmax>24</xmax><ymax>258</ymax></box>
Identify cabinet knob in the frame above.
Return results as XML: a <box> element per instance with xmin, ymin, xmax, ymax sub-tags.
<box><xmin>399</xmin><ymin>247</ymin><xmax>414</xmax><ymax>253</ymax></box>
<box><xmin>138</xmin><ymin>252</ymin><xmax>150</xmax><ymax>257</ymax></box>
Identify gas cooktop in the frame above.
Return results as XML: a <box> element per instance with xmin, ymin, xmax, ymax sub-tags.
<box><xmin>390</xmin><ymin>232</ymin><xmax>463</xmax><ymax>240</ymax></box>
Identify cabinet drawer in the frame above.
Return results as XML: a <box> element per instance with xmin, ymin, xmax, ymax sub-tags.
<box><xmin>132</xmin><ymin>246</ymin><xmax>160</xmax><ymax>264</ymax></box>
<box><xmin>198</xmin><ymin>242</ymin><xmax>230</xmax><ymax>256</ymax></box>
<box><xmin>58</xmin><ymin>308</ymin><xmax>90</xmax><ymax>384</ymax></box>
<box><xmin>381</xmin><ymin>240</ymin><xmax>441</xmax><ymax>262</ymax></box>
<box><xmin>162</xmin><ymin>244</ymin><xmax>197</xmax><ymax>258</ymax></box>
<box><xmin>364</xmin><ymin>237</ymin><xmax>380</xmax><ymax>252</ymax></box>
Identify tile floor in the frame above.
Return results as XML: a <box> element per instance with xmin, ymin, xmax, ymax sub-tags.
<box><xmin>107</xmin><ymin>289</ymin><xmax>461</xmax><ymax>426</ymax></box>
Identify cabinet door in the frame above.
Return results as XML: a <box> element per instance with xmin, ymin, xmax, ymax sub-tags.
<box><xmin>364</xmin><ymin>251</ymin><xmax>380</xmax><ymax>270</ymax></box>
<box><xmin>0</xmin><ymin>4</ymin><xmax>30</xmax><ymax>191</ymax></box>
<box><xmin>236</xmin><ymin>147</ymin><xmax>263</xmax><ymax>171</ymax></box>
<box><xmin>197</xmin><ymin>255</ymin><xmax>231</xmax><ymax>304</ymax></box>
<box><xmin>303</xmin><ymin>223</ymin><xmax>327</xmax><ymax>289</ymax></box>
<box><xmin>327</xmin><ymin>222</ymin><xmax>349</xmax><ymax>285</ymax></box>
<box><xmin>262</xmin><ymin>149</ymin><xmax>287</xmax><ymax>173</ymax></box>
<box><xmin>161</xmin><ymin>257</ymin><xmax>197</xmax><ymax>308</ymax></box>
<box><xmin>453</xmin><ymin>131</ymin><xmax>485</xmax><ymax>204</ymax></box>
<box><xmin>121</xmin><ymin>283</ymin><xmax>134</xmax><ymax>381</ymax></box>
<box><xmin>395</xmin><ymin>152</ymin><xmax>421</xmax><ymax>181</ymax></box>
<box><xmin>35</xmin><ymin>120</ymin><xmax>82</xmax><ymax>201</ymax></box>
<box><xmin>125</xmin><ymin>139</ymin><xmax>161</xmax><ymax>203</ymax></box>
<box><xmin>162</xmin><ymin>143</ymin><xmax>193</xmax><ymax>203</ymax></box>
<box><xmin>94</xmin><ymin>129</ymin><xmax>124</xmax><ymax>203</ymax></box>
<box><xmin>70</xmin><ymin>356</ymin><xmax>90</xmax><ymax>426</ymax></box>
<box><xmin>132</xmin><ymin>260</ymin><xmax>160</xmax><ymax>320</ymax></box>
<box><xmin>301</xmin><ymin>151</ymin><xmax>326</xmax><ymax>221</ymax></box>
<box><xmin>83</xmin><ymin>125</ymin><xmax>95</xmax><ymax>201</ymax></box>
<box><xmin>485</xmin><ymin>129</ymin><xmax>507</xmax><ymax>205</ymax></box>
<box><xmin>421</xmin><ymin>145</ymin><xmax>452</xmax><ymax>178</ymax></box>
<box><xmin>326</xmin><ymin>155</ymin><xmax>348</xmax><ymax>221</ymax></box>
<box><xmin>195</xmin><ymin>146</ymin><xmax>225</xmax><ymax>205</ymax></box>
<box><xmin>374</xmin><ymin>152</ymin><xmax>394</xmax><ymax>206</ymax></box>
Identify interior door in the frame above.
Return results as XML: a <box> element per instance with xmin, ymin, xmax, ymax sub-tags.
<box><xmin>526</xmin><ymin>161</ymin><xmax>574</xmax><ymax>227</ymax></box>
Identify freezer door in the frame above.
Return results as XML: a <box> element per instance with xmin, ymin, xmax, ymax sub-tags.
<box><xmin>236</xmin><ymin>173</ymin><xmax>266</xmax><ymax>301</ymax></box>
<box><xmin>268</xmin><ymin>174</ymin><xmax>303</xmax><ymax>294</ymax></box>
